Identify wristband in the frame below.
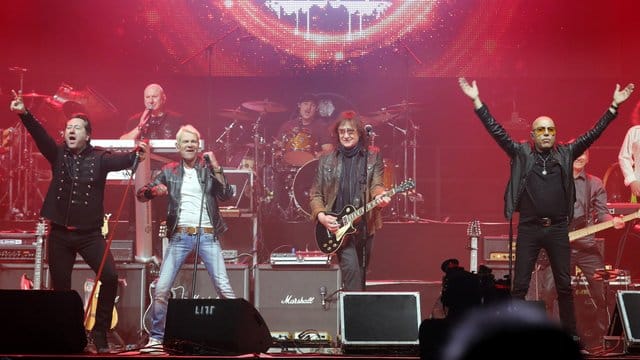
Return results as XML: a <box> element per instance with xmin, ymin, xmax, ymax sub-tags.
<box><xmin>611</xmin><ymin>102</ymin><xmax>619</xmax><ymax>110</ymax></box>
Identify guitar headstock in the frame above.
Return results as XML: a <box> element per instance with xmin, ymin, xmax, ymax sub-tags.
<box><xmin>394</xmin><ymin>179</ymin><xmax>416</xmax><ymax>194</ymax></box>
<box><xmin>35</xmin><ymin>218</ymin><xmax>47</xmax><ymax>237</ymax></box>
<box><xmin>159</xmin><ymin>221</ymin><xmax>168</xmax><ymax>238</ymax></box>
<box><xmin>467</xmin><ymin>220</ymin><xmax>481</xmax><ymax>237</ymax></box>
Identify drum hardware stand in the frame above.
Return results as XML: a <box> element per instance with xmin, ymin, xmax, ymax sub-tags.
<box><xmin>251</xmin><ymin>112</ymin><xmax>270</xmax><ymax>267</ymax></box>
<box><xmin>3</xmin><ymin>66</ymin><xmax>45</xmax><ymax>220</ymax></box>
<box><xmin>215</xmin><ymin>118</ymin><xmax>240</xmax><ymax>166</ymax></box>
<box><xmin>397</xmin><ymin>108</ymin><xmax>421</xmax><ymax>222</ymax></box>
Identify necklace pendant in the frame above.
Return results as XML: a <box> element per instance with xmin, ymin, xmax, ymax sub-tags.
<box><xmin>542</xmin><ymin>169</ymin><xmax>547</xmax><ymax>175</ymax></box>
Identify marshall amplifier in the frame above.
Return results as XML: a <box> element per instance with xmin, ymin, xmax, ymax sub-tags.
<box><xmin>74</xmin><ymin>239</ymin><xmax>134</xmax><ymax>263</ymax></box>
<box><xmin>254</xmin><ymin>264</ymin><xmax>341</xmax><ymax>342</ymax></box>
<box><xmin>0</xmin><ymin>231</ymin><xmax>41</xmax><ymax>262</ymax></box>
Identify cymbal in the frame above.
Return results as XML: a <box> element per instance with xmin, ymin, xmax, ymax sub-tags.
<box><xmin>21</xmin><ymin>92</ymin><xmax>49</xmax><ymax>98</ymax></box>
<box><xmin>242</xmin><ymin>100</ymin><xmax>287</xmax><ymax>113</ymax></box>
<box><xmin>363</xmin><ymin>110</ymin><xmax>401</xmax><ymax>124</ymax></box>
<box><xmin>385</xmin><ymin>101</ymin><xmax>423</xmax><ymax>111</ymax></box>
<box><xmin>218</xmin><ymin>109</ymin><xmax>254</xmax><ymax>122</ymax></box>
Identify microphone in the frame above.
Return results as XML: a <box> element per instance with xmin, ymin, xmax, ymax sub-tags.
<box><xmin>364</xmin><ymin>124</ymin><xmax>373</xmax><ymax>136</ymax></box>
<box><xmin>131</xmin><ymin>146</ymin><xmax>143</xmax><ymax>173</ymax></box>
<box><xmin>320</xmin><ymin>286</ymin><xmax>327</xmax><ymax>309</ymax></box>
<box><xmin>203</xmin><ymin>154</ymin><xmax>216</xmax><ymax>175</ymax></box>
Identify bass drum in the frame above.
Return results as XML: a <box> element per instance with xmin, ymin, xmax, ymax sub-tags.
<box><xmin>292</xmin><ymin>159</ymin><xmax>318</xmax><ymax>217</ymax></box>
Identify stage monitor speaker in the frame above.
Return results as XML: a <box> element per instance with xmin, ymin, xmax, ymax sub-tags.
<box><xmin>609</xmin><ymin>290</ymin><xmax>640</xmax><ymax>352</ymax></box>
<box><xmin>339</xmin><ymin>291</ymin><xmax>421</xmax><ymax>354</ymax></box>
<box><xmin>0</xmin><ymin>290</ymin><xmax>87</xmax><ymax>354</ymax></box>
<box><xmin>254</xmin><ymin>264</ymin><xmax>341</xmax><ymax>342</ymax></box>
<box><xmin>164</xmin><ymin>298</ymin><xmax>271</xmax><ymax>355</ymax></box>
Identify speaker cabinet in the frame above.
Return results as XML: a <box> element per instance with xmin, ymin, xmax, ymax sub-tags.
<box><xmin>0</xmin><ymin>290</ymin><xmax>87</xmax><ymax>353</ymax></box>
<box><xmin>610</xmin><ymin>290</ymin><xmax>640</xmax><ymax>352</ymax></box>
<box><xmin>171</xmin><ymin>263</ymin><xmax>249</xmax><ymax>301</ymax></box>
<box><xmin>339</xmin><ymin>291</ymin><xmax>421</xmax><ymax>353</ymax></box>
<box><xmin>44</xmin><ymin>263</ymin><xmax>146</xmax><ymax>346</ymax></box>
<box><xmin>164</xmin><ymin>298</ymin><xmax>271</xmax><ymax>355</ymax></box>
<box><xmin>254</xmin><ymin>264</ymin><xmax>341</xmax><ymax>341</ymax></box>
<box><xmin>0</xmin><ymin>263</ymin><xmax>38</xmax><ymax>289</ymax></box>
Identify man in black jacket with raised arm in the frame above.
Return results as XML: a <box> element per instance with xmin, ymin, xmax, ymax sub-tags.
<box><xmin>458</xmin><ymin>77</ymin><xmax>634</xmax><ymax>342</ymax></box>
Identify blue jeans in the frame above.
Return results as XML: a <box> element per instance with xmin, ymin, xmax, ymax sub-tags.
<box><xmin>149</xmin><ymin>231</ymin><xmax>236</xmax><ymax>341</ymax></box>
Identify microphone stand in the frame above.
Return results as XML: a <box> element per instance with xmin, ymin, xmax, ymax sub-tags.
<box><xmin>190</xmin><ymin>159</ymin><xmax>208</xmax><ymax>298</ymax></box>
<box><xmin>360</xmin><ymin>138</ymin><xmax>370</xmax><ymax>291</ymax></box>
<box><xmin>179</xmin><ymin>25</ymin><xmax>240</xmax><ymax>140</ymax></box>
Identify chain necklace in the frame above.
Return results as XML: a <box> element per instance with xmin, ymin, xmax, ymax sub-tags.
<box><xmin>538</xmin><ymin>152</ymin><xmax>552</xmax><ymax>175</ymax></box>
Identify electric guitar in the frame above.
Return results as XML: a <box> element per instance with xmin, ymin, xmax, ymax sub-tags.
<box><xmin>467</xmin><ymin>220</ymin><xmax>481</xmax><ymax>273</ymax></box>
<box><xmin>315</xmin><ymin>179</ymin><xmax>416</xmax><ymax>254</ymax></box>
<box><xmin>83</xmin><ymin>213</ymin><xmax>118</xmax><ymax>330</ymax></box>
<box><xmin>568</xmin><ymin>209</ymin><xmax>640</xmax><ymax>242</ymax></box>
<box><xmin>20</xmin><ymin>218</ymin><xmax>46</xmax><ymax>290</ymax></box>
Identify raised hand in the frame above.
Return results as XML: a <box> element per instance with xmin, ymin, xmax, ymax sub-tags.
<box><xmin>613</xmin><ymin>83</ymin><xmax>635</xmax><ymax>106</ymax></box>
<box><xmin>458</xmin><ymin>77</ymin><xmax>482</xmax><ymax>109</ymax></box>
<box><xmin>9</xmin><ymin>90</ymin><xmax>26</xmax><ymax>114</ymax></box>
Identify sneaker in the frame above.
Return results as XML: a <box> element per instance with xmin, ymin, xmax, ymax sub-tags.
<box><xmin>140</xmin><ymin>338</ymin><xmax>163</xmax><ymax>353</ymax></box>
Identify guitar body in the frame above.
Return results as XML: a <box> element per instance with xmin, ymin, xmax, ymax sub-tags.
<box><xmin>314</xmin><ymin>179</ymin><xmax>416</xmax><ymax>255</ymax></box>
<box><xmin>83</xmin><ymin>279</ymin><xmax>118</xmax><ymax>330</ymax></box>
<box><xmin>315</xmin><ymin>206</ymin><xmax>358</xmax><ymax>254</ymax></box>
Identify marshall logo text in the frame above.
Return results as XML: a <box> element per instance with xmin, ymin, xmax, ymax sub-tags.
<box><xmin>281</xmin><ymin>295</ymin><xmax>316</xmax><ymax>305</ymax></box>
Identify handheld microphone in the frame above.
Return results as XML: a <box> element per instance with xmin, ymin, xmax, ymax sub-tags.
<box><xmin>203</xmin><ymin>154</ymin><xmax>212</xmax><ymax>167</ymax></box>
<box><xmin>320</xmin><ymin>286</ymin><xmax>327</xmax><ymax>309</ymax></box>
<box><xmin>131</xmin><ymin>145</ymin><xmax>143</xmax><ymax>173</ymax></box>
<box><xmin>364</xmin><ymin>124</ymin><xmax>373</xmax><ymax>136</ymax></box>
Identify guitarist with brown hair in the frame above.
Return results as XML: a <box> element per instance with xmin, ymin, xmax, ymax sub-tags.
<box><xmin>538</xmin><ymin>149</ymin><xmax>624</xmax><ymax>351</ymax></box>
<box><xmin>310</xmin><ymin>110</ymin><xmax>391</xmax><ymax>291</ymax></box>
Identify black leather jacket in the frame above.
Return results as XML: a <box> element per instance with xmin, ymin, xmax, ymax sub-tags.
<box><xmin>19</xmin><ymin>111</ymin><xmax>137</xmax><ymax>229</ymax></box>
<box><xmin>475</xmin><ymin>105</ymin><xmax>617</xmax><ymax>220</ymax></box>
<box><xmin>136</xmin><ymin>159</ymin><xmax>233</xmax><ymax>237</ymax></box>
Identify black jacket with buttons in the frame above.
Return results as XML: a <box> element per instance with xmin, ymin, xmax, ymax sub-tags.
<box><xmin>19</xmin><ymin>111</ymin><xmax>137</xmax><ymax>229</ymax></box>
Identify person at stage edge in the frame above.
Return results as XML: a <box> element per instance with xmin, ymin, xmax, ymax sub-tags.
<box><xmin>310</xmin><ymin>110</ymin><xmax>391</xmax><ymax>291</ymax></box>
<box><xmin>136</xmin><ymin>124</ymin><xmax>236</xmax><ymax>352</ymax></box>
<box><xmin>538</xmin><ymin>149</ymin><xmax>624</xmax><ymax>349</ymax></box>
<box><xmin>9</xmin><ymin>93</ymin><xmax>149</xmax><ymax>353</ymax></box>
<box><xmin>618</xmin><ymin>100</ymin><xmax>640</xmax><ymax>201</ymax></box>
<box><xmin>120</xmin><ymin>83</ymin><xmax>183</xmax><ymax>140</ymax></box>
<box><xmin>458</xmin><ymin>77</ymin><xmax>635</xmax><ymax>341</ymax></box>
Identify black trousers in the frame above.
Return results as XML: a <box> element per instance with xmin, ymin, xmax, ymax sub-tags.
<box><xmin>338</xmin><ymin>233</ymin><xmax>374</xmax><ymax>291</ymax></box>
<box><xmin>48</xmin><ymin>225</ymin><xmax>118</xmax><ymax>333</ymax></box>
<box><xmin>512</xmin><ymin>219</ymin><xmax>577</xmax><ymax>336</ymax></box>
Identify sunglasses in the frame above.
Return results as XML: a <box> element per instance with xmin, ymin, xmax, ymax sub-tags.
<box><xmin>532</xmin><ymin>126</ymin><xmax>556</xmax><ymax>136</ymax></box>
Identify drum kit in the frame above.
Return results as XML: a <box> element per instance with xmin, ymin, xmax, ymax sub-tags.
<box><xmin>214</xmin><ymin>97</ymin><xmax>424</xmax><ymax>222</ymax></box>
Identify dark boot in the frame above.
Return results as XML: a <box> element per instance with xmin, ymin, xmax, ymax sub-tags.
<box><xmin>92</xmin><ymin>330</ymin><xmax>110</xmax><ymax>354</ymax></box>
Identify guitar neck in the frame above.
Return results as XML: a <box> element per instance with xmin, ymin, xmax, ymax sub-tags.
<box><xmin>569</xmin><ymin>211</ymin><xmax>639</xmax><ymax>241</ymax></box>
<box><xmin>33</xmin><ymin>237</ymin><xmax>43</xmax><ymax>290</ymax></box>
<box><xmin>33</xmin><ymin>221</ymin><xmax>45</xmax><ymax>290</ymax></box>
<box><xmin>347</xmin><ymin>188</ymin><xmax>397</xmax><ymax>223</ymax></box>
